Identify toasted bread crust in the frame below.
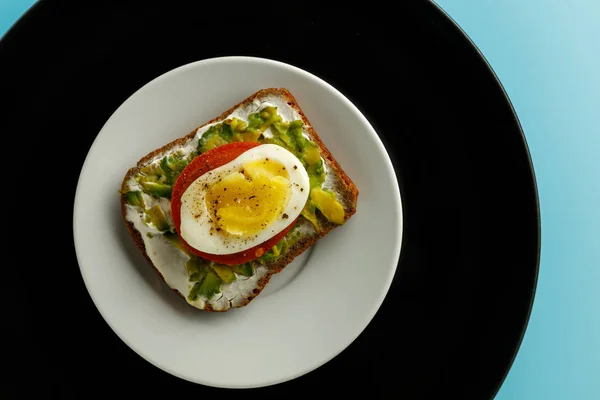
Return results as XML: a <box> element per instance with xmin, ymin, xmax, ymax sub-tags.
<box><xmin>120</xmin><ymin>88</ymin><xmax>358</xmax><ymax>311</ymax></box>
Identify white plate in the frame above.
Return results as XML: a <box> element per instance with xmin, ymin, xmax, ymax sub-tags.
<box><xmin>73</xmin><ymin>56</ymin><xmax>403</xmax><ymax>388</ymax></box>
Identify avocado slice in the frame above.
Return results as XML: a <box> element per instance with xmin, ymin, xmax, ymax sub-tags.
<box><xmin>310</xmin><ymin>187</ymin><xmax>345</xmax><ymax>225</ymax></box>
<box><xmin>198</xmin><ymin>269</ymin><xmax>222</xmax><ymax>300</ymax></box>
<box><xmin>231</xmin><ymin>263</ymin><xmax>255</xmax><ymax>277</ymax></box>
<box><xmin>188</xmin><ymin>269</ymin><xmax>222</xmax><ymax>302</ymax></box>
<box><xmin>188</xmin><ymin>279</ymin><xmax>204</xmax><ymax>302</ymax></box>
<box><xmin>211</xmin><ymin>264</ymin><xmax>237</xmax><ymax>283</ymax></box>
<box><xmin>144</xmin><ymin>204</ymin><xmax>170</xmax><ymax>231</ymax></box>
<box><xmin>301</xmin><ymin>200</ymin><xmax>321</xmax><ymax>232</ymax></box>
<box><xmin>140</xmin><ymin>181</ymin><xmax>172</xmax><ymax>198</ymax></box>
<box><xmin>307</xmin><ymin>160</ymin><xmax>325</xmax><ymax>189</ymax></box>
<box><xmin>185</xmin><ymin>257</ymin><xmax>209</xmax><ymax>282</ymax></box>
<box><xmin>198</xmin><ymin>125</ymin><xmax>230</xmax><ymax>153</ymax></box>
<box><xmin>124</xmin><ymin>190</ymin><xmax>145</xmax><ymax>208</ymax></box>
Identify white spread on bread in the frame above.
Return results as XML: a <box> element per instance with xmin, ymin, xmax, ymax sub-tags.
<box><xmin>123</xmin><ymin>96</ymin><xmax>336</xmax><ymax>311</ymax></box>
<box><xmin>125</xmin><ymin>205</ymin><xmax>270</xmax><ymax>311</ymax></box>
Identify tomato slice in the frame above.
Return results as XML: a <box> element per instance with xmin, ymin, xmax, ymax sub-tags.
<box><xmin>171</xmin><ymin>142</ymin><xmax>296</xmax><ymax>266</ymax></box>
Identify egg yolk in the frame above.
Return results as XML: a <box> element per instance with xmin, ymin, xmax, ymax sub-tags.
<box><xmin>206</xmin><ymin>159</ymin><xmax>291</xmax><ymax>236</ymax></box>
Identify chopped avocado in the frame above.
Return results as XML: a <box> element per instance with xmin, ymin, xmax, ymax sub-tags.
<box><xmin>159</xmin><ymin>158</ymin><xmax>175</xmax><ymax>184</ymax></box>
<box><xmin>271</xmin><ymin>120</ymin><xmax>290</xmax><ymax>135</ymax></box>
<box><xmin>229</xmin><ymin>117</ymin><xmax>248</xmax><ymax>133</ymax></box>
<box><xmin>140</xmin><ymin>163</ymin><xmax>163</xmax><ymax>177</ymax></box>
<box><xmin>140</xmin><ymin>181</ymin><xmax>172</xmax><ymax>198</ymax></box>
<box><xmin>144</xmin><ymin>204</ymin><xmax>170</xmax><ymax>231</ymax></box>
<box><xmin>188</xmin><ymin>280</ymin><xmax>203</xmax><ymax>302</ymax></box>
<box><xmin>259</xmin><ymin>106</ymin><xmax>281</xmax><ymax>131</ymax></box>
<box><xmin>271</xmin><ymin>244</ymin><xmax>281</xmax><ymax>257</ymax></box>
<box><xmin>167</xmin><ymin>156</ymin><xmax>189</xmax><ymax>172</ymax></box>
<box><xmin>307</xmin><ymin>159</ymin><xmax>325</xmax><ymax>189</ymax></box>
<box><xmin>211</xmin><ymin>264</ymin><xmax>237</xmax><ymax>284</ymax></box>
<box><xmin>242</xmin><ymin>130</ymin><xmax>261</xmax><ymax>142</ymax></box>
<box><xmin>220</xmin><ymin>122</ymin><xmax>235</xmax><ymax>141</ymax></box>
<box><xmin>311</xmin><ymin>187</ymin><xmax>345</xmax><ymax>225</ymax></box>
<box><xmin>188</xmin><ymin>268</ymin><xmax>221</xmax><ymax>301</ymax></box>
<box><xmin>185</xmin><ymin>257</ymin><xmax>208</xmax><ymax>282</ymax></box>
<box><xmin>246</xmin><ymin>106</ymin><xmax>282</xmax><ymax>133</ymax></box>
<box><xmin>187</xmin><ymin>150</ymin><xmax>199</xmax><ymax>162</ymax></box>
<box><xmin>286</xmin><ymin>120</ymin><xmax>307</xmax><ymax>151</ymax></box>
<box><xmin>262</xmin><ymin>136</ymin><xmax>287</xmax><ymax>148</ymax></box>
<box><xmin>139</xmin><ymin>154</ymin><xmax>187</xmax><ymax>187</ymax></box>
<box><xmin>301</xmin><ymin>199</ymin><xmax>321</xmax><ymax>232</ymax></box>
<box><xmin>198</xmin><ymin>125</ymin><xmax>230</xmax><ymax>153</ymax></box>
<box><xmin>302</xmin><ymin>143</ymin><xmax>321</xmax><ymax>165</ymax></box>
<box><xmin>231</xmin><ymin>263</ymin><xmax>255</xmax><ymax>277</ymax></box>
<box><xmin>280</xmin><ymin>130</ymin><xmax>298</xmax><ymax>151</ymax></box>
<box><xmin>124</xmin><ymin>190</ymin><xmax>145</xmax><ymax>208</ymax></box>
<box><xmin>257</xmin><ymin>225</ymin><xmax>303</xmax><ymax>262</ymax></box>
<box><xmin>159</xmin><ymin>154</ymin><xmax>188</xmax><ymax>184</ymax></box>
<box><xmin>198</xmin><ymin>269</ymin><xmax>222</xmax><ymax>300</ymax></box>
<box><xmin>257</xmin><ymin>250</ymin><xmax>277</xmax><ymax>263</ymax></box>
<box><xmin>271</xmin><ymin>238</ymin><xmax>289</xmax><ymax>257</ymax></box>
<box><xmin>247</xmin><ymin>112</ymin><xmax>264</xmax><ymax>132</ymax></box>
<box><xmin>289</xmin><ymin>119</ymin><xmax>303</xmax><ymax>130</ymax></box>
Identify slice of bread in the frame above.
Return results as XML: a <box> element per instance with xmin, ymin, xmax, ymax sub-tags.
<box><xmin>120</xmin><ymin>88</ymin><xmax>358</xmax><ymax>311</ymax></box>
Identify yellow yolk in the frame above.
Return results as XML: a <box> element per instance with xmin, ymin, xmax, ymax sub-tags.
<box><xmin>243</xmin><ymin>158</ymin><xmax>290</xmax><ymax>180</ymax></box>
<box><xmin>205</xmin><ymin>159</ymin><xmax>291</xmax><ymax>236</ymax></box>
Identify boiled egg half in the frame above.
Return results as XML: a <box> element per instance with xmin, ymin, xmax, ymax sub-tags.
<box><xmin>179</xmin><ymin>144</ymin><xmax>310</xmax><ymax>255</ymax></box>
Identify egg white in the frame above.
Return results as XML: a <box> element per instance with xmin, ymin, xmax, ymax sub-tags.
<box><xmin>179</xmin><ymin>144</ymin><xmax>310</xmax><ymax>255</ymax></box>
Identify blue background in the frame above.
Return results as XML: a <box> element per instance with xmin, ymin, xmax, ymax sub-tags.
<box><xmin>3</xmin><ymin>1</ymin><xmax>598</xmax><ymax>398</ymax></box>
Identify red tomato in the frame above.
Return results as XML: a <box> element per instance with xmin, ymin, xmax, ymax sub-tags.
<box><xmin>171</xmin><ymin>142</ymin><xmax>296</xmax><ymax>265</ymax></box>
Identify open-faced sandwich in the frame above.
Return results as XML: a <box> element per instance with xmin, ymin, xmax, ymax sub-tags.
<box><xmin>120</xmin><ymin>88</ymin><xmax>358</xmax><ymax>311</ymax></box>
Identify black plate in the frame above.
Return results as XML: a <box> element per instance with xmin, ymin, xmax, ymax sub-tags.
<box><xmin>4</xmin><ymin>1</ymin><xmax>539</xmax><ymax>398</ymax></box>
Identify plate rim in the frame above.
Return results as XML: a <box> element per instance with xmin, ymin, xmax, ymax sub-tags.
<box><xmin>431</xmin><ymin>2</ymin><xmax>542</xmax><ymax>397</ymax></box>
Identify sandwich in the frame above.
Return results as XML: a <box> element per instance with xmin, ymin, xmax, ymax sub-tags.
<box><xmin>120</xmin><ymin>88</ymin><xmax>358</xmax><ymax>311</ymax></box>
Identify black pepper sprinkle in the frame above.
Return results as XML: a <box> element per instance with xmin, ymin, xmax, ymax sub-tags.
<box><xmin>293</xmin><ymin>165</ymin><xmax>297</xmax><ymax>170</ymax></box>
<box><xmin>282</xmin><ymin>213</ymin><xmax>289</xmax><ymax>219</ymax></box>
<box><xmin>300</xmin><ymin>188</ymin><xmax>304</xmax><ymax>192</ymax></box>
<box><xmin>249</xmin><ymin>195</ymin><xmax>256</xmax><ymax>199</ymax></box>
<box><xmin>223</xmin><ymin>188</ymin><xmax>227</xmax><ymax>191</ymax></box>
